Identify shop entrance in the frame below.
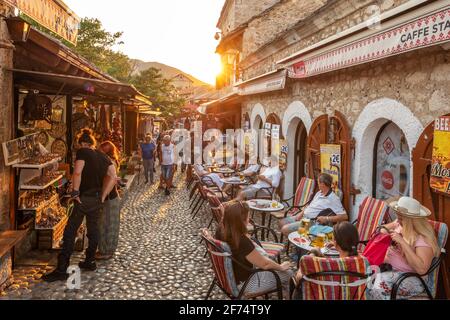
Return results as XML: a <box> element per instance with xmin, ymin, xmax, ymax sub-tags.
<box><xmin>293</xmin><ymin>121</ymin><xmax>307</xmax><ymax>192</ymax></box>
<box><xmin>306</xmin><ymin>111</ymin><xmax>353</xmax><ymax>212</ymax></box>
<box><xmin>373</xmin><ymin>122</ymin><xmax>411</xmax><ymax>200</ymax></box>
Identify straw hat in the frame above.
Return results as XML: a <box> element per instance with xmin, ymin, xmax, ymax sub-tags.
<box><xmin>386</xmin><ymin>196</ymin><xmax>431</xmax><ymax>219</ymax></box>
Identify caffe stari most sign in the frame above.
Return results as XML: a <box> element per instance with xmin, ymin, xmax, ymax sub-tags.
<box><xmin>4</xmin><ymin>0</ymin><xmax>80</xmax><ymax>44</ymax></box>
<box><xmin>288</xmin><ymin>7</ymin><xmax>450</xmax><ymax>78</ymax></box>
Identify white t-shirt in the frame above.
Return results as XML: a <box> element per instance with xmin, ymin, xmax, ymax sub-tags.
<box><xmin>161</xmin><ymin>144</ymin><xmax>174</xmax><ymax>165</ymax></box>
<box><xmin>304</xmin><ymin>191</ymin><xmax>346</xmax><ymax>219</ymax></box>
<box><xmin>243</xmin><ymin>164</ymin><xmax>260</xmax><ymax>175</ymax></box>
<box><xmin>254</xmin><ymin>166</ymin><xmax>282</xmax><ymax>189</ymax></box>
<box><xmin>194</xmin><ymin>164</ymin><xmax>208</xmax><ymax>176</ymax></box>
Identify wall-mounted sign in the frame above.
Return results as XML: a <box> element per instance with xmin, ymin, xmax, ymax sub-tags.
<box><xmin>430</xmin><ymin>116</ymin><xmax>450</xmax><ymax>195</ymax></box>
<box><xmin>2</xmin><ymin>133</ymin><xmax>38</xmax><ymax>166</ymax></box>
<box><xmin>4</xmin><ymin>0</ymin><xmax>80</xmax><ymax>44</ymax></box>
<box><xmin>320</xmin><ymin>144</ymin><xmax>341</xmax><ymax>194</ymax></box>
<box><xmin>288</xmin><ymin>8</ymin><xmax>450</xmax><ymax>78</ymax></box>
<box><xmin>279</xmin><ymin>139</ymin><xmax>288</xmax><ymax>171</ymax></box>
<box><xmin>238</xmin><ymin>71</ymin><xmax>287</xmax><ymax>96</ymax></box>
<box><xmin>264</xmin><ymin>123</ymin><xmax>272</xmax><ymax>137</ymax></box>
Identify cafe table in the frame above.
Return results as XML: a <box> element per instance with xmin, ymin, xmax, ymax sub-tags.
<box><xmin>221</xmin><ymin>176</ymin><xmax>251</xmax><ymax>198</ymax></box>
<box><xmin>246</xmin><ymin>199</ymin><xmax>284</xmax><ymax>241</ymax></box>
<box><xmin>288</xmin><ymin>231</ymin><xmax>339</xmax><ymax>266</ymax></box>
<box><xmin>212</xmin><ymin>167</ymin><xmax>235</xmax><ymax>176</ymax></box>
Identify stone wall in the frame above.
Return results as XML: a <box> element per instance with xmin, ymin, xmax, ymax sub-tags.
<box><xmin>243</xmin><ymin>46</ymin><xmax>450</xmax><ymax>130</ymax></box>
<box><xmin>242</xmin><ymin>45</ymin><xmax>450</xmax><ymax>219</ymax></box>
<box><xmin>242</xmin><ymin>0</ymin><xmax>327</xmax><ymax>59</ymax></box>
<box><xmin>242</xmin><ymin>0</ymin><xmax>412</xmax><ymax>79</ymax></box>
<box><xmin>218</xmin><ymin>0</ymin><xmax>280</xmax><ymax>37</ymax></box>
<box><xmin>0</xmin><ymin>7</ymin><xmax>14</xmax><ymax>232</ymax></box>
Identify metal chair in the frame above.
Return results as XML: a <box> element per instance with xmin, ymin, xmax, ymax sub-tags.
<box><xmin>202</xmin><ymin>232</ymin><xmax>283</xmax><ymax>300</ymax></box>
<box><xmin>293</xmin><ymin>255</ymin><xmax>373</xmax><ymax>300</ymax></box>
<box><xmin>390</xmin><ymin>220</ymin><xmax>448</xmax><ymax>300</ymax></box>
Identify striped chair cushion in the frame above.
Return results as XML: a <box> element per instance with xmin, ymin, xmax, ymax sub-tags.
<box><xmin>357</xmin><ymin>197</ymin><xmax>390</xmax><ymax>242</ymax></box>
<box><xmin>424</xmin><ymin>220</ymin><xmax>448</xmax><ymax>298</ymax></box>
<box><xmin>206</xmin><ymin>239</ymin><xmax>240</xmax><ymax>298</ymax></box>
<box><xmin>299</xmin><ymin>255</ymin><xmax>371</xmax><ymax>300</ymax></box>
<box><xmin>273</xmin><ymin>178</ymin><xmax>316</xmax><ymax>219</ymax></box>
<box><xmin>260</xmin><ymin>241</ymin><xmax>285</xmax><ymax>260</ymax></box>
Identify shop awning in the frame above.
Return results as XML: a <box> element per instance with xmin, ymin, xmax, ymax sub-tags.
<box><xmin>280</xmin><ymin>1</ymin><xmax>450</xmax><ymax>78</ymax></box>
<box><xmin>10</xmin><ymin>68</ymin><xmax>151</xmax><ymax>104</ymax></box>
<box><xmin>236</xmin><ymin>70</ymin><xmax>287</xmax><ymax>96</ymax></box>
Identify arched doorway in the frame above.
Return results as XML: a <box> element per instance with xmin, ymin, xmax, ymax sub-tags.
<box><xmin>294</xmin><ymin>121</ymin><xmax>308</xmax><ymax>192</ymax></box>
<box><xmin>373</xmin><ymin>121</ymin><xmax>411</xmax><ymax>200</ymax></box>
<box><xmin>265</xmin><ymin>113</ymin><xmax>282</xmax><ymax>158</ymax></box>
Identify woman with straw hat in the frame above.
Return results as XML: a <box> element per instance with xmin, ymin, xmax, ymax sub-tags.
<box><xmin>367</xmin><ymin>196</ymin><xmax>440</xmax><ymax>300</ymax></box>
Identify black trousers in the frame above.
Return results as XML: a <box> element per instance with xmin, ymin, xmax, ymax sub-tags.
<box><xmin>57</xmin><ymin>194</ymin><xmax>104</xmax><ymax>272</ymax></box>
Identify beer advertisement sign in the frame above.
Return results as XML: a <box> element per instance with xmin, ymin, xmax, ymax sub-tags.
<box><xmin>430</xmin><ymin>116</ymin><xmax>450</xmax><ymax>195</ymax></box>
<box><xmin>320</xmin><ymin>144</ymin><xmax>341</xmax><ymax>194</ymax></box>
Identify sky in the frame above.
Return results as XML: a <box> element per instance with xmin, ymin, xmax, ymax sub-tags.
<box><xmin>64</xmin><ymin>0</ymin><xmax>226</xmax><ymax>85</ymax></box>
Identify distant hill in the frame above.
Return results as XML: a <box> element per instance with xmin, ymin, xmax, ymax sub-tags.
<box><xmin>130</xmin><ymin>59</ymin><xmax>213</xmax><ymax>88</ymax></box>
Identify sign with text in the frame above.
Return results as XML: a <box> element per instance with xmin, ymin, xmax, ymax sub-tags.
<box><xmin>289</xmin><ymin>7</ymin><xmax>450</xmax><ymax>78</ymax></box>
<box><xmin>238</xmin><ymin>71</ymin><xmax>287</xmax><ymax>96</ymax></box>
<box><xmin>430</xmin><ymin>116</ymin><xmax>450</xmax><ymax>195</ymax></box>
<box><xmin>4</xmin><ymin>0</ymin><xmax>80</xmax><ymax>44</ymax></box>
<box><xmin>320</xmin><ymin>144</ymin><xmax>341</xmax><ymax>194</ymax></box>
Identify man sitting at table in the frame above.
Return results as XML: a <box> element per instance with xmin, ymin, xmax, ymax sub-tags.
<box><xmin>279</xmin><ymin>173</ymin><xmax>348</xmax><ymax>239</ymax></box>
<box><xmin>193</xmin><ymin>164</ymin><xmax>225</xmax><ymax>190</ymax></box>
<box><xmin>235</xmin><ymin>155</ymin><xmax>282</xmax><ymax>201</ymax></box>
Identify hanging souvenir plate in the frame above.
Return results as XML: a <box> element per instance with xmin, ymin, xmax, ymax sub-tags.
<box><xmin>51</xmin><ymin>139</ymin><xmax>67</xmax><ymax>159</ymax></box>
<box><xmin>37</xmin><ymin>131</ymin><xmax>49</xmax><ymax>147</ymax></box>
<box><xmin>72</xmin><ymin>113</ymin><xmax>91</xmax><ymax>135</ymax></box>
<box><xmin>49</xmin><ymin>123</ymin><xmax>66</xmax><ymax>139</ymax></box>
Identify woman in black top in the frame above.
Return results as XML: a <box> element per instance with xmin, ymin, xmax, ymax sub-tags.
<box><xmin>43</xmin><ymin>129</ymin><xmax>117</xmax><ymax>282</ymax></box>
<box><xmin>215</xmin><ymin>201</ymin><xmax>293</xmax><ymax>297</ymax></box>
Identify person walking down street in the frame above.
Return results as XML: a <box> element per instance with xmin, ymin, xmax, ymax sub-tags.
<box><xmin>43</xmin><ymin>129</ymin><xmax>117</xmax><ymax>282</ymax></box>
<box><xmin>96</xmin><ymin>141</ymin><xmax>122</xmax><ymax>260</ymax></box>
<box><xmin>139</xmin><ymin>135</ymin><xmax>156</xmax><ymax>184</ymax></box>
<box><xmin>159</xmin><ymin>135</ymin><xmax>175</xmax><ymax>196</ymax></box>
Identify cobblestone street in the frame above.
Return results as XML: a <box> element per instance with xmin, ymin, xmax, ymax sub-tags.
<box><xmin>0</xmin><ymin>171</ymin><xmax>226</xmax><ymax>300</ymax></box>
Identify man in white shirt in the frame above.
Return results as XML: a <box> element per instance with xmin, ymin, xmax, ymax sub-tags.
<box><xmin>236</xmin><ymin>155</ymin><xmax>282</xmax><ymax>201</ymax></box>
<box><xmin>193</xmin><ymin>164</ymin><xmax>225</xmax><ymax>189</ymax></box>
<box><xmin>279</xmin><ymin>173</ymin><xmax>348</xmax><ymax>238</ymax></box>
<box><xmin>160</xmin><ymin>135</ymin><xmax>174</xmax><ymax>195</ymax></box>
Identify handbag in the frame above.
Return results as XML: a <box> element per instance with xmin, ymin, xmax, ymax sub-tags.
<box><xmin>362</xmin><ymin>230</ymin><xmax>392</xmax><ymax>266</ymax></box>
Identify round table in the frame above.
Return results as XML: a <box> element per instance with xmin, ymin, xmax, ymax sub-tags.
<box><xmin>288</xmin><ymin>231</ymin><xmax>339</xmax><ymax>258</ymax></box>
<box><xmin>247</xmin><ymin>199</ymin><xmax>284</xmax><ymax>241</ymax></box>
<box><xmin>212</xmin><ymin>167</ymin><xmax>235</xmax><ymax>176</ymax></box>
<box><xmin>221</xmin><ymin>177</ymin><xmax>251</xmax><ymax>198</ymax></box>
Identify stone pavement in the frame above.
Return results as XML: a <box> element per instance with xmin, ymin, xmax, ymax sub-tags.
<box><xmin>0</xmin><ymin>170</ymin><xmax>228</xmax><ymax>300</ymax></box>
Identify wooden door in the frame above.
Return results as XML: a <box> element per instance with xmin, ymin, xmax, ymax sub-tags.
<box><xmin>307</xmin><ymin>115</ymin><xmax>328</xmax><ymax>180</ymax></box>
<box><xmin>413</xmin><ymin>116</ymin><xmax>450</xmax><ymax>298</ymax></box>
<box><xmin>330</xmin><ymin>111</ymin><xmax>352</xmax><ymax>213</ymax></box>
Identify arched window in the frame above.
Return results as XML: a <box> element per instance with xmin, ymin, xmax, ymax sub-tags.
<box><xmin>373</xmin><ymin>122</ymin><xmax>411</xmax><ymax>200</ymax></box>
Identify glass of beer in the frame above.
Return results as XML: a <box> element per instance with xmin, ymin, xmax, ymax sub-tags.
<box><xmin>302</xmin><ymin>218</ymin><xmax>311</xmax><ymax>234</ymax></box>
<box><xmin>298</xmin><ymin>221</ymin><xmax>306</xmax><ymax>236</ymax></box>
<box><xmin>239</xmin><ymin>173</ymin><xmax>245</xmax><ymax>182</ymax></box>
<box><xmin>315</xmin><ymin>233</ymin><xmax>326</xmax><ymax>248</ymax></box>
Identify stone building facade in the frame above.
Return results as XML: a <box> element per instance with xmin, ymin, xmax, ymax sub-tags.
<box><xmin>213</xmin><ymin>0</ymin><xmax>450</xmax><ymax>295</ymax></box>
<box><xmin>215</xmin><ymin>0</ymin><xmax>450</xmax><ymax>216</ymax></box>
